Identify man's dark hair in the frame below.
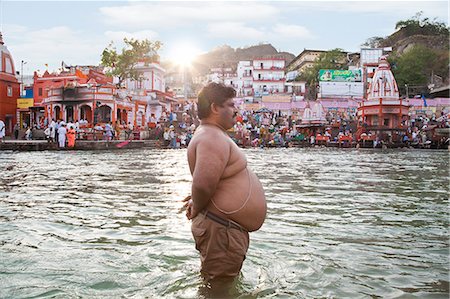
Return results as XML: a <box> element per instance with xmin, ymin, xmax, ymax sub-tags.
<box><xmin>197</xmin><ymin>82</ymin><xmax>236</xmax><ymax>119</ymax></box>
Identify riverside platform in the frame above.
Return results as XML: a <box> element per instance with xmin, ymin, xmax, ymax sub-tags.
<box><xmin>0</xmin><ymin>140</ymin><xmax>161</xmax><ymax>151</ymax></box>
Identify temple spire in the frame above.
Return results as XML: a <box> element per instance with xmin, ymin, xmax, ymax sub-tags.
<box><xmin>367</xmin><ymin>56</ymin><xmax>399</xmax><ymax>100</ymax></box>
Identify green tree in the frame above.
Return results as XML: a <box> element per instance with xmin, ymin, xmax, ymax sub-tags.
<box><xmin>395</xmin><ymin>11</ymin><xmax>449</xmax><ymax>36</ymax></box>
<box><xmin>363</xmin><ymin>12</ymin><xmax>449</xmax><ymax>51</ymax></box>
<box><xmin>297</xmin><ymin>49</ymin><xmax>347</xmax><ymax>100</ymax></box>
<box><xmin>361</xmin><ymin>36</ymin><xmax>386</xmax><ymax>48</ymax></box>
<box><xmin>101</xmin><ymin>38</ymin><xmax>162</xmax><ymax>87</ymax></box>
<box><xmin>389</xmin><ymin>44</ymin><xmax>448</xmax><ymax>96</ymax></box>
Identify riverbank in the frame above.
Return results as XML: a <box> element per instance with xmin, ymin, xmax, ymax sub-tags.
<box><xmin>0</xmin><ymin>139</ymin><xmax>161</xmax><ymax>151</ymax></box>
<box><xmin>1</xmin><ymin>139</ymin><xmax>448</xmax><ymax>151</ymax></box>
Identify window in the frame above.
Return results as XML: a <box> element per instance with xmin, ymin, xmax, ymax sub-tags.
<box><xmin>7</xmin><ymin>85</ymin><xmax>12</xmax><ymax>97</ymax></box>
<box><xmin>372</xmin><ymin>115</ymin><xmax>378</xmax><ymax>126</ymax></box>
<box><xmin>384</xmin><ymin>118</ymin><xmax>390</xmax><ymax>126</ymax></box>
<box><xmin>39</xmin><ymin>88</ymin><xmax>43</xmax><ymax>96</ymax></box>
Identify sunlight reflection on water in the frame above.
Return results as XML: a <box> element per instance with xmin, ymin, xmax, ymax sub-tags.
<box><xmin>0</xmin><ymin>148</ymin><xmax>448</xmax><ymax>298</ymax></box>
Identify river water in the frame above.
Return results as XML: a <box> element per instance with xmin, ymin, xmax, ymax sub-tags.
<box><xmin>0</xmin><ymin>148</ymin><xmax>448</xmax><ymax>298</ymax></box>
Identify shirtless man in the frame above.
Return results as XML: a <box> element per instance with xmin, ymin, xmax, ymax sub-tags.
<box><xmin>183</xmin><ymin>82</ymin><xmax>267</xmax><ymax>282</ymax></box>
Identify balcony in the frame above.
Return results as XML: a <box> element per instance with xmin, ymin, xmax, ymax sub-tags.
<box><xmin>253</xmin><ymin>66</ymin><xmax>285</xmax><ymax>71</ymax></box>
<box><xmin>253</xmin><ymin>78</ymin><xmax>286</xmax><ymax>83</ymax></box>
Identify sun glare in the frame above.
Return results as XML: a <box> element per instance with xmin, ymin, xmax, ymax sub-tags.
<box><xmin>168</xmin><ymin>43</ymin><xmax>202</xmax><ymax>67</ymax></box>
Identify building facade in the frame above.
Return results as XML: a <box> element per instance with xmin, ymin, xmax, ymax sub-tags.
<box><xmin>0</xmin><ymin>33</ymin><xmax>20</xmax><ymax>135</ymax></box>
<box><xmin>252</xmin><ymin>57</ymin><xmax>286</xmax><ymax>97</ymax></box>
<box><xmin>41</xmin><ymin>60</ymin><xmax>174</xmax><ymax>127</ymax></box>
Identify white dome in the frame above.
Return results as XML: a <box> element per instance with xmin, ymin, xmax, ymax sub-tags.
<box><xmin>0</xmin><ymin>32</ymin><xmax>16</xmax><ymax>76</ymax></box>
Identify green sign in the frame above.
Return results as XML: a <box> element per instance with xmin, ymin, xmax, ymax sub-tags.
<box><xmin>319</xmin><ymin>69</ymin><xmax>362</xmax><ymax>82</ymax></box>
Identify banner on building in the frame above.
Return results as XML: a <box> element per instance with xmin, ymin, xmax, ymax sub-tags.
<box><xmin>17</xmin><ymin>98</ymin><xmax>34</xmax><ymax>109</ymax></box>
<box><xmin>319</xmin><ymin>69</ymin><xmax>362</xmax><ymax>82</ymax></box>
<box><xmin>319</xmin><ymin>82</ymin><xmax>364</xmax><ymax>97</ymax></box>
<box><xmin>262</xmin><ymin>95</ymin><xmax>292</xmax><ymax>102</ymax></box>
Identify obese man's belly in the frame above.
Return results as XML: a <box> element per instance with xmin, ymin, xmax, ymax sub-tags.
<box><xmin>206</xmin><ymin>168</ymin><xmax>267</xmax><ymax>232</ymax></box>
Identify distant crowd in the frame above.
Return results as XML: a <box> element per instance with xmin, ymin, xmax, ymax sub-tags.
<box><xmin>7</xmin><ymin>99</ymin><xmax>450</xmax><ymax>149</ymax></box>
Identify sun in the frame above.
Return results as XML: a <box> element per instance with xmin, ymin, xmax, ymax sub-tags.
<box><xmin>167</xmin><ymin>43</ymin><xmax>202</xmax><ymax>67</ymax></box>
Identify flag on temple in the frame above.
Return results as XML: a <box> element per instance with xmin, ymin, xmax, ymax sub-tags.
<box><xmin>62</xmin><ymin>61</ymin><xmax>70</xmax><ymax>69</ymax></box>
<box><xmin>75</xmin><ymin>69</ymin><xmax>88</xmax><ymax>79</ymax></box>
<box><xmin>45</xmin><ymin>63</ymin><xmax>48</xmax><ymax>68</ymax></box>
<box><xmin>422</xmin><ymin>94</ymin><xmax>428</xmax><ymax>107</ymax></box>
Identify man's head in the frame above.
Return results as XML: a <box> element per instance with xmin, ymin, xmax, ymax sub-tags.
<box><xmin>197</xmin><ymin>83</ymin><xmax>236</xmax><ymax>120</ymax></box>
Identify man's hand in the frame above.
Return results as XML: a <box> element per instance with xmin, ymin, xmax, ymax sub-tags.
<box><xmin>181</xmin><ymin>195</ymin><xmax>194</xmax><ymax>219</ymax></box>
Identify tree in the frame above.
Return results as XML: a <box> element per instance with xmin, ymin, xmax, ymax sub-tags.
<box><xmin>361</xmin><ymin>36</ymin><xmax>386</xmax><ymax>48</ymax></box>
<box><xmin>363</xmin><ymin>12</ymin><xmax>449</xmax><ymax>49</ymax></box>
<box><xmin>388</xmin><ymin>44</ymin><xmax>448</xmax><ymax>96</ymax></box>
<box><xmin>297</xmin><ymin>49</ymin><xmax>347</xmax><ymax>100</ymax></box>
<box><xmin>395</xmin><ymin>11</ymin><xmax>449</xmax><ymax>36</ymax></box>
<box><xmin>101</xmin><ymin>38</ymin><xmax>162</xmax><ymax>87</ymax></box>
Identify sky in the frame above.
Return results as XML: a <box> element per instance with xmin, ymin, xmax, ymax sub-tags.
<box><xmin>1</xmin><ymin>0</ymin><xmax>448</xmax><ymax>75</ymax></box>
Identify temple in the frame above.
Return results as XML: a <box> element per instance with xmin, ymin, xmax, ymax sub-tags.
<box><xmin>38</xmin><ymin>58</ymin><xmax>175</xmax><ymax>128</ymax></box>
<box><xmin>356</xmin><ymin>56</ymin><xmax>409</xmax><ymax>142</ymax></box>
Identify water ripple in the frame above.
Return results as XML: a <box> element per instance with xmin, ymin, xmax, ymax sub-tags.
<box><xmin>0</xmin><ymin>148</ymin><xmax>448</xmax><ymax>298</ymax></box>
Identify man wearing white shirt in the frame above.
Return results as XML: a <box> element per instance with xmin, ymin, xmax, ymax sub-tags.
<box><xmin>0</xmin><ymin>119</ymin><xmax>5</xmax><ymax>142</ymax></box>
<box><xmin>58</xmin><ymin>123</ymin><xmax>67</xmax><ymax>148</ymax></box>
<box><xmin>49</xmin><ymin>119</ymin><xmax>56</xmax><ymax>142</ymax></box>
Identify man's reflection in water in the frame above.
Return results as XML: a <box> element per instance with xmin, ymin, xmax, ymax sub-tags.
<box><xmin>198</xmin><ymin>276</ymin><xmax>246</xmax><ymax>299</ymax></box>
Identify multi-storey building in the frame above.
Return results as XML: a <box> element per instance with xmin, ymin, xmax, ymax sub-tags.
<box><xmin>285</xmin><ymin>49</ymin><xmax>327</xmax><ymax>76</ymax></box>
<box><xmin>235</xmin><ymin>61</ymin><xmax>254</xmax><ymax>97</ymax></box>
<box><xmin>125</xmin><ymin>61</ymin><xmax>165</xmax><ymax>92</ymax></box>
<box><xmin>284</xmin><ymin>50</ymin><xmax>328</xmax><ymax>100</ymax></box>
<box><xmin>0</xmin><ymin>33</ymin><xmax>20</xmax><ymax>135</ymax></box>
<box><xmin>252</xmin><ymin>57</ymin><xmax>285</xmax><ymax>97</ymax></box>
<box><xmin>218</xmin><ymin>58</ymin><xmax>287</xmax><ymax>100</ymax></box>
<box><xmin>207</xmin><ymin>66</ymin><xmax>234</xmax><ymax>84</ymax></box>
<box><xmin>124</xmin><ymin>60</ymin><xmax>175</xmax><ymax>123</ymax></box>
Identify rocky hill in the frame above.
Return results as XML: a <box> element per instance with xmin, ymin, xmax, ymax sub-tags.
<box><xmin>380</xmin><ymin>30</ymin><xmax>448</xmax><ymax>54</ymax></box>
<box><xmin>380</xmin><ymin>22</ymin><xmax>449</xmax><ymax>87</ymax></box>
<box><xmin>189</xmin><ymin>43</ymin><xmax>295</xmax><ymax>75</ymax></box>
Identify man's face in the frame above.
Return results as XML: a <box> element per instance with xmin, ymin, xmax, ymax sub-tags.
<box><xmin>217</xmin><ymin>98</ymin><xmax>237</xmax><ymax>130</ymax></box>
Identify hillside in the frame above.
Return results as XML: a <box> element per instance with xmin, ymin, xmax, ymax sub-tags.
<box><xmin>380</xmin><ymin>20</ymin><xmax>449</xmax><ymax>89</ymax></box>
<box><xmin>189</xmin><ymin>43</ymin><xmax>295</xmax><ymax>75</ymax></box>
<box><xmin>380</xmin><ymin>30</ymin><xmax>449</xmax><ymax>54</ymax></box>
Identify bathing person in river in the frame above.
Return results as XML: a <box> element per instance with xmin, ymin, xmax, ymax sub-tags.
<box><xmin>182</xmin><ymin>82</ymin><xmax>267</xmax><ymax>285</ymax></box>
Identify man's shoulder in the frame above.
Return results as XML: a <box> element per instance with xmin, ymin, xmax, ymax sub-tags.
<box><xmin>194</xmin><ymin>126</ymin><xmax>228</xmax><ymax>139</ymax></box>
<box><xmin>191</xmin><ymin>127</ymin><xmax>229</xmax><ymax>147</ymax></box>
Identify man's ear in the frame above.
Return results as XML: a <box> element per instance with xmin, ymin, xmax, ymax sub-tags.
<box><xmin>210</xmin><ymin>103</ymin><xmax>220</xmax><ymax>115</ymax></box>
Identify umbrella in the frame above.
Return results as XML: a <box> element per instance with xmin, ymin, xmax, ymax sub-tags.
<box><xmin>255</xmin><ymin>107</ymin><xmax>272</xmax><ymax>113</ymax></box>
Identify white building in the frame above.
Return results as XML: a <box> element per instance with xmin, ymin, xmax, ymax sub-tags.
<box><xmin>252</xmin><ymin>58</ymin><xmax>285</xmax><ymax>97</ymax></box>
<box><xmin>124</xmin><ymin>60</ymin><xmax>175</xmax><ymax>122</ymax></box>
<box><xmin>212</xmin><ymin>57</ymin><xmax>287</xmax><ymax>99</ymax></box>
<box><xmin>125</xmin><ymin>61</ymin><xmax>166</xmax><ymax>93</ymax></box>
<box><xmin>236</xmin><ymin>61</ymin><xmax>254</xmax><ymax>97</ymax></box>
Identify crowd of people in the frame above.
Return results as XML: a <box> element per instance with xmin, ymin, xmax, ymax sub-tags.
<box><xmin>3</xmin><ymin>101</ymin><xmax>449</xmax><ymax>149</ymax></box>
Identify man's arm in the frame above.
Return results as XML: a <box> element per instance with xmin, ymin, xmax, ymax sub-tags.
<box><xmin>189</xmin><ymin>134</ymin><xmax>230</xmax><ymax>219</ymax></box>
